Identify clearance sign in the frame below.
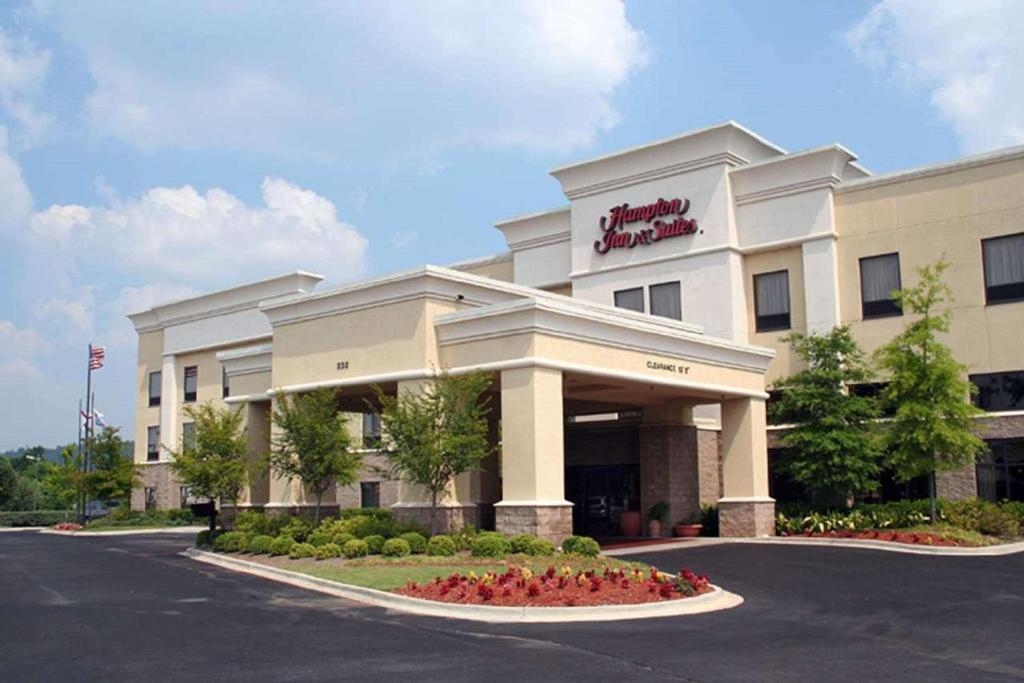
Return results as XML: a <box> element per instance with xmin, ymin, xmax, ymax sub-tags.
<box><xmin>593</xmin><ymin>197</ymin><xmax>699</xmax><ymax>254</ymax></box>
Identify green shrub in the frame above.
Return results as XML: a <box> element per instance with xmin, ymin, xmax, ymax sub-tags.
<box><xmin>195</xmin><ymin>529</ymin><xmax>221</xmax><ymax>547</ymax></box>
<box><xmin>237</xmin><ymin>531</ymin><xmax>257</xmax><ymax>552</ymax></box>
<box><xmin>470</xmin><ymin>533</ymin><xmax>511</xmax><ymax>558</ymax></box>
<box><xmin>426</xmin><ymin>535</ymin><xmax>457</xmax><ymax>556</ymax></box>
<box><xmin>943</xmin><ymin>499</ymin><xmax>984</xmax><ymax>531</ymax></box>
<box><xmin>212</xmin><ymin>531</ymin><xmax>246</xmax><ymax>552</ymax></box>
<box><xmin>342</xmin><ymin>539</ymin><xmax>370</xmax><ymax>558</ymax></box>
<box><xmin>233</xmin><ymin>510</ymin><xmax>271</xmax><ymax>534</ymax></box>
<box><xmin>451</xmin><ymin>524</ymin><xmax>478</xmax><ymax>552</ymax></box>
<box><xmin>979</xmin><ymin>504</ymin><xmax>1020</xmax><ymax>537</ymax></box>
<box><xmin>347</xmin><ymin>515</ymin><xmax>396</xmax><ymax>539</ymax></box>
<box><xmin>527</xmin><ymin>538</ymin><xmax>555</xmax><ymax>556</ymax></box>
<box><xmin>288</xmin><ymin>542</ymin><xmax>316</xmax><ymax>559</ymax></box>
<box><xmin>271</xmin><ymin>516</ymin><xmax>312</xmax><ymax>541</ymax></box>
<box><xmin>0</xmin><ymin>510</ymin><xmax>73</xmax><ymax>527</ymax></box>
<box><xmin>363</xmin><ymin>534</ymin><xmax>386</xmax><ymax>554</ymax></box>
<box><xmin>399</xmin><ymin>532</ymin><xmax>427</xmax><ymax>554</ymax></box>
<box><xmin>561</xmin><ymin>535</ymin><xmax>600</xmax><ymax>557</ymax></box>
<box><xmin>510</xmin><ymin>534</ymin><xmax>538</xmax><ymax>555</ymax></box>
<box><xmin>382</xmin><ymin>538</ymin><xmax>411</xmax><ymax>557</ymax></box>
<box><xmin>307</xmin><ymin>530</ymin><xmax>333</xmax><ymax>547</ymax></box>
<box><xmin>269</xmin><ymin>535</ymin><xmax>295</xmax><ymax>556</ymax></box>
<box><xmin>340</xmin><ymin>507</ymin><xmax>394</xmax><ymax>522</ymax></box>
<box><xmin>700</xmin><ymin>504</ymin><xmax>719</xmax><ymax>536</ymax></box>
<box><xmin>247</xmin><ymin>534</ymin><xmax>274</xmax><ymax>554</ymax></box>
<box><xmin>331</xmin><ymin>531</ymin><xmax>356</xmax><ymax>547</ymax></box>
<box><xmin>1001</xmin><ymin>501</ymin><xmax>1024</xmax><ymax>534</ymax></box>
<box><xmin>315</xmin><ymin>543</ymin><xmax>342</xmax><ymax>560</ymax></box>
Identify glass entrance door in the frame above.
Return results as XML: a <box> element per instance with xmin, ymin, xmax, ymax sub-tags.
<box><xmin>565</xmin><ymin>464</ymin><xmax>640</xmax><ymax>536</ymax></box>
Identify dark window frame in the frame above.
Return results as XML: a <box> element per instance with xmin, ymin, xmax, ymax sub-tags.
<box><xmin>982</xmin><ymin>232</ymin><xmax>1024</xmax><ymax>305</ymax></box>
<box><xmin>181</xmin><ymin>422</ymin><xmax>196</xmax><ymax>450</ymax></box>
<box><xmin>148</xmin><ymin>371</ymin><xmax>161</xmax><ymax>407</ymax></box>
<box><xmin>362</xmin><ymin>413</ymin><xmax>382</xmax><ymax>449</ymax></box>
<box><xmin>970</xmin><ymin>370</ymin><xmax>1024</xmax><ymax>412</ymax></box>
<box><xmin>360</xmin><ymin>481</ymin><xmax>381</xmax><ymax>509</ymax></box>
<box><xmin>146</xmin><ymin>425</ymin><xmax>160</xmax><ymax>462</ymax></box>
<box><xmin>183</xmin><ymin>365</ymin><xmax>198</xmax><ymax>403</ymax></box>
<box><xmin>859</xmin><ymin>252</ymin><xmax>903</xmax><ymax>319</ymax></box>
<box><xmin>222</xmin><ymin>366</ymin><xmax>230</xmax><ymax>399</ymax></box>
<box><xmin>613</xmin><ymin>287</ymin><xmax>645</xmax><ymax>313</ymax></box>
<box><xmin>976</xmin><ymin>438</ymin><xmax>1024</xmax><ymax>502</ymax></box>
<box><xmin>649</xmin><ymin>280</ymin><xmax>682</xmax><ymax>320</ymax></box>
<box><xmin>753</xmin><ymin>270</ymin><xmax>791</xmax><ymax>333</ymax></box>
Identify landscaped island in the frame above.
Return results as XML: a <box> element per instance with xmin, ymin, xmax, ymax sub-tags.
<box><xmin>198</xmin><ymin>509</ymin><xmax>712</xmax><ymax>607</ymax></box>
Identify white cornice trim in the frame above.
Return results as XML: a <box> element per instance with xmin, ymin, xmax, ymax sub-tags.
<box><xmin>217</xmin><ymin>342</ymin><xmax>273</xmax><ymax>378</ymax></box>
<box><xmin>836</xmin><ymin>143</ymin><xmax>1024</xmax><ymax>194</ymax></box>
<box><xmin>733</xmin><ymin>175</ymin><xmax>841</xmax><ymax>206</ymax></box>
<box><xmin>563</xmin><ymin>151</ymin><xmax>748</xmax><ymax>200</ymax></box>
<box><xmin>507</xmin><ymin>230</ymin><xmax>571</xmax><ymax>251</ymax></box>
<box><xmin>162</xmin><ymin>333</ymin><xmax>272</xmax><ymax>358</ymax></box>
<box><xmin>549</xmin><ymin>120</ymin><xmax>786</xmax><ymax>176</ymax></box>
<box><xmin>224</xmin><ymin>391</ymin><xmax>272</xmax><ymax>404</ymax></box>
<box><xmin>269</xmin><ymin>357</ymin><xmax>769</xmax><ymax>400</ymax></box>
<box><xmin>435</xmin><ymin>298</ymin><xmax>773</xmax><ymax>373</ymax></box>
<box><xmin>494</xmin><ymin>205</ymin><xmax>570</xmax><ymax>228</ymax></box>
<box><xmin>445</xmin><ymin>252</ymin><xmax>513</xmax><ymax>270</ymax></box>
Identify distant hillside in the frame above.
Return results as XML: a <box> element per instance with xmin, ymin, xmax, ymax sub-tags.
<box><xmin>2</xmin><ymin>442</ymin><xmax>135</xmax><ymax>463</ymax></box>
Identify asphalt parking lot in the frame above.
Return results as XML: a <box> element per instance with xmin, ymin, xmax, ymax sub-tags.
<box><xmin>2</xmin><ymin>531</ymin><xmax>1022</xmax><ymax>682</ymax></box>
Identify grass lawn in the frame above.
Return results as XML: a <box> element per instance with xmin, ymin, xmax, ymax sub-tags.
<box><xmin>902</xmin><ymin>524</ymin><xmax>1018</xmax><ymax>547</ymax></box>
<box><xmin>82</xmin><ymin>524</ymin><xmax>203</xmax><ymax>532</ymax></box>
<box><xmin>248</xmin><ymin>553</ymin><xmax>650</xmax><ymax>591</ymax></box>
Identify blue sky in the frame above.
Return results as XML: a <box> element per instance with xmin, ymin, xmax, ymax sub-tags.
<box><xmin>1</xmin><ymin>0</ymin><xmax>1022</xmax><ymax>450</ymax></box>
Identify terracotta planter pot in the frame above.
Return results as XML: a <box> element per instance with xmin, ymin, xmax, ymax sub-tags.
<box><xmin>648</xmin><ymin>520</ymin><xmax>662</xmax><ymax>538</ymax></box>
<box><xmin>673</xmin><ymin>523</ymin><xmax>703</xmax><ymax>538</ymax></box>
<box><xmin>620</xmin><ymin>510</ymin><xmax>642</xmax><ymax>537</ymax></box>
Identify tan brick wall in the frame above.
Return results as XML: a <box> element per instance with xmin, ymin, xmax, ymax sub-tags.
<box><xmin>495</xmin><ymin>504</ymin><xmax>572</xmax><ymax>545</ymax></box>
<box><xmin>131</xmin><ymin>462</ymin><xmax>184</xmax><ymax>511</ymax></box>
<box><xmin>639</xmin><ymin>424</ymin><xmax>701</xmax><ymax>534</ymax></box>
<box><xmin>335</xmin><ymin>453</ymin><xmax>399</xmax><ymax>510</ymax></box>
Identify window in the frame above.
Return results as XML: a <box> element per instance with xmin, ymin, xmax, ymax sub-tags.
<box><xmin>362</xmin><ymin>413</ymin><xmax>381</xmax><ymax>448</ymax></box>
<box><xmin>360</xmin><ymin>481</ymin><xmax>381</xmax><ymax>509</ymax></box>
<box><xmin>766</xmin><ymin>390</ymin><xmax>787</xmax><ymax>425</ymax></box>
<box><xmin>977</xmin><ymin>439</ymin><xmax>1024</xmax><ymax>502</ymax></box>
<box><xmin>183</xmin><ymin>366</ymin><xmax>198</xmax><ymax>402</ymax></box>
<box><xmin>754</xmin><ymin>270</ymin><xmax>790</xmax><ymax>332</ymax></box>
<box><xmin>982</xmin><ymin>232</ymin><xmax>1024</xmax><ymax>304</ymax></box>
<box><xmin>859</xmin><ymin>253</ymin><xmax>902</xmax><ymax>319</ymax></box>
<box><xmin>148</xmin><ymin>371</ymin><xmax>161</xmax><ymax>407</ymax></box>
<box><xmin>970</xmin><ymin>371</ymin><xmax>1024</xmax><ymax>412</ymax></box>
<box><xmin>182</xmin><ymin>422</ymin><xmax>196</xmax><ymax>450</ymax></box>
<box><xmin>614</xmin><ymin>287</ymin><xmax>644</xmax><ymax>313</ymax></box>
<box><xmin>179</xmin><ymin>486</ymin><xmax>192</xmax><ymax>509</ymax></box>
<box><xmin>222</xmin><ymin>366</ymin><xmax>230</xmax><ymax>399</ymax></box>
<box><xmin>146</xmin><ymin>426</ymin><xmax>160</xmax><ymax>462</ymax></box>
<box><xmin>144</xmin><ymin>487</ymin><xmax>157</xmax><ymax>511</ymax></box>
<box><xmin>649</xmin><ymin>281</ymin><xmax>682</xmax><ymax>320</ymax></box>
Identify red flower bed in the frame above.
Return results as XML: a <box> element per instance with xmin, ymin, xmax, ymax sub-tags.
<box><xmin>53</xmin><ymin>522</ymin><xmax>83</xmax><ymax>531</ymax></box>
<box><xmin>396</xmin><ymin>565</ymin><xmax>712</xmax><ymax>607</ymax></box>
<box><xmin>785</xmin><ymin>529</ymin><xmax>969</xmax><ymax>547</ymax></box>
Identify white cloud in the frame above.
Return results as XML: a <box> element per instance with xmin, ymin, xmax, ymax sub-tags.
<box><xmin>0</xmin><ymin>126</ymin><xmax>33</xmax><ymax>232</ymax></box>
<box><xmin>36</xmin><ymin>286</ymin><xmax>96</xmax><ymax>341</ymax></box>
<box><xmin>30</xmin><ymin>176</ymin><xmax>369</xmax><ymax>287</ymax></box>
<box><xmin>35</xmin><ymin>1</ymin><xmax>648</xmax><ymax>160</ymax></box>
<box><xmin>390</xmin><ymin>230</ymin><xmax>419</xmax><ymax>250</ymax></box>
<box><xmin>0</xmin><ymin>28</ymin><xmax>52</xmax><ymax>146</ymax></box>
<box><xmin>847</xmin><ymin>0</ymin><xmax>1024</xmax><ymax>153</ymax></box>
<box><xmin>0</xmin><ymin>320</ymin><xmax>50</xmax><ymax>377</ymax></box>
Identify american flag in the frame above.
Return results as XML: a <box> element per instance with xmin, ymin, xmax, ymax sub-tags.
<box><xmin>89</xmin><ymin>345</ymin><xmax>105</xmax><ymax>370</ymax></box>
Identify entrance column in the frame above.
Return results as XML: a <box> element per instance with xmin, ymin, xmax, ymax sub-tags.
<box><xmin>495</xmin><ymin>366</ymin><xmax>572</xmax><ymax>544</ymax></box>
<box><xmin>390</xmin><ymin>379</ymin><xmax>479</xmax><ymax>532</ymax></box>
<box><xmin>717</xmin><ymin>397</ymin><xmax>775</xmax><ymax>536</ymax></box>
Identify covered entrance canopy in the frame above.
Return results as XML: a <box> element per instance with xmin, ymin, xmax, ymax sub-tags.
<box><xmin>223</xmin><ymin>266</ymin><xmax>776</xmax><ymax>542</ymax></box>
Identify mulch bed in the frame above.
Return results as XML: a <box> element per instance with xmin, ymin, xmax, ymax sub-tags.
<box><xmin>396</xmin><ymin>566</ymin><xmax>713</xmax><ymax>607</ymax></box>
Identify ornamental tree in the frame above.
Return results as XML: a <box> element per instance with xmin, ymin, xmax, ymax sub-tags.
<box><xmin>874</xmin><ymin>259</ymin><xmax>986</xmax><ymax>521</ymax></box>
<box><xmin>373</xmin><ymin>370</ymin><xmax>493</xmax><ymax>535</ymax></box>
<box><xmin>268</xmin><ymin>388</ymin><xmax>360</xmax><ymax>525</ymax></box>
<box><xmin>84</xmin><ymin>426</ymin><xmax>138</xmax><ymax>504</ymax></box>
<box><xmin>169</xmin><ymin>402</ymin><xmax>249</xmax><ymax>508</ymax></box>
<box><xmin>769</xmin><ymin>326</ymin><xmax>882</xmax><ymax>504</ymax></box>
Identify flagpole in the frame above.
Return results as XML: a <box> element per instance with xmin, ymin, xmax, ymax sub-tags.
<box><xmin>77</xmin><ymin>397</ymin><xmax>84</xmax><ymax>524</ymax></box>
<box><xmin>84</xmin><ymin>343</ymin><xmax>94</xmax><ymax>522</ymax></box>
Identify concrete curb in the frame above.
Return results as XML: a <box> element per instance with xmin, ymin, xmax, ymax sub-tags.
<box><xmin>0</xmin><ymin>527</ymin><xmax>46</xmax><ymax>533</ymax></box>
<box><xmin>38</xmin><ymin>526</ymin><xmax>206</xmax><ymax>537</ymax></box>
<box><xmin>603</xmin><ymin>536</ymin><xmax>1024</xmax><ymax>557</ymax></box>
<box><xmin>185</xmin><ymin>548</ymin><xmax>744</xmax><ymax>623</ymax></box>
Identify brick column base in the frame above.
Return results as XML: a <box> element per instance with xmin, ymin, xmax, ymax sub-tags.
<box><xmin>392</xmin><ymin>503</ymin><xmax>480</xmax><ymax>534</ymax></box>
<box><xmin>495</xmin><ymin>503</ymin><xmax>573</xmax><ymax>545</ymax></box>
<box><xmin>718</xmin><ymin>498</ymin><xmax>775</xmax><ymax>537</ymax></box>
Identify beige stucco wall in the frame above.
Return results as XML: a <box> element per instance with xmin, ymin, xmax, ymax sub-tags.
<box><xmin>835</xmin><ymin>156</ymin><xmax>1024</xmax><ymax>374</ymax></box>
<box><xmin>456</xmin><ymin>257</ymin><xmax>514</xmax><ymax>282</ymax></box>
<box><xmin>229</xmin><ymin>369</ymin><xmax>271</xmax><ymax>398</ymax></box>
<box><xmin>439</xmin><ymin>331</ymin><xmax>767</xmax><ymax>399</ymax></box>
<box><xmin>743</xmin><ymin>246</ymin><xmax>807</xmax><ymax>384</ymax></box>
<box><xmin>133</xmin><ymin>330</ymin><xmax>164</xmax><ymax>464</ymax></box>
<box><xmin>270</xmin><ymin>298</ymin><xmax>464</xmax><ymax>389</ymax></box>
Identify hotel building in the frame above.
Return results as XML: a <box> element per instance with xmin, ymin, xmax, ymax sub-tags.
<box><xmin>129</xmin><ymin>122</ymin><xmax>1024</xmax><ymax>541</ymax></box>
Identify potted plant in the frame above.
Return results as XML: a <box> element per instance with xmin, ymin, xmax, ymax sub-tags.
<box><xmin>673</xmin><ymin>512</ymin><xmax>703</xmax><ymax>538</ymax></box>
<box><xmin>647</xmin><ymin>501</ymin><xmax>669</xmax><ymax>538</ymax></box>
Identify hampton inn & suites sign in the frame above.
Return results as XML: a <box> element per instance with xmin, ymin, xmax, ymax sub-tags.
<box><xmin>593</xmin><ymin>196</ymin><xmax>699</xmax><ymax>254</ymax></box>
